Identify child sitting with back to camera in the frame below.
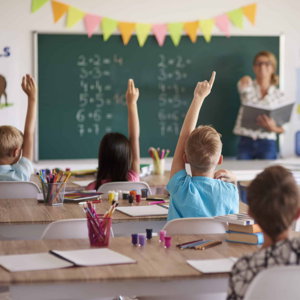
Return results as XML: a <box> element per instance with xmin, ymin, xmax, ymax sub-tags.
<box><xmin>87</xmin><ymin>79</ymin><xmax>140</xmax><ymax>190</ymax></box>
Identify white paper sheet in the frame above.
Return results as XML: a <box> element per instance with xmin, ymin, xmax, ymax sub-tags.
<box><xmin>187</xmin><ymin>257</ymin><xmax>238</xmax><ymax>274</ymax></box>
<box><xmin>0</xmin><ymin>253</ymin><xmax>73</xmax><ymax>272</ymax></box>
<box><xmin>116</xmin><ymin>205</ymin><xmax>168</xmax><ymax>217</ymax></box>
<box><xmin>51</xmin><ymin>249</ymin><xmax>136</xmax><ymax>267</ymax></box>
<box><xmin>72</xmin><ymin>180</ymin><xmax>95</xmax><ymax>187</ymax></box>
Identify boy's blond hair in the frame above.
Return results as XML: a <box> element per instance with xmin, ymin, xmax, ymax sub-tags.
<box><xmin>0</xmin><ymin>126</ymin><xmax>23</xmax><ymax>158</ymax></box>
<box><xmin>185</xmin><ymin>125</ymin><xmax>222</xmax><ymax>172</ymax></box>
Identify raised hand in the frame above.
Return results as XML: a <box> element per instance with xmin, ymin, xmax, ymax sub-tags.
<box><xmin>21</xmin><ymin>74</ymin><xmax>37</xmax><ymax>101</ymax></box>
<box><xmin>214</xmin><ymin>169</ymin><xmax>237</xmax><ymax>185</ymax></box>
<box><xmin>239</xmin><ymin>76</ymin><xmax>253</xmax><ymax>89</ymax></box>
<box><xmin>194</xmin><ymin>71</ymin><xmax>216</xmax><ymax>100</ymax></box>
<box><xmin>126</xmin><ymin>79</ymin><xmax>139</xmax><ymax>105</ymax></box>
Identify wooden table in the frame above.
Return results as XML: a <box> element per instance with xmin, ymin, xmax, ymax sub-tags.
<box><xmin>0</xmin><ymin>232</ymin><xmax>283</xmax><ymax>300</ymax></box>
<box><xmin>0</xmin><ymin>197</ymin><xmax>248</xmax><ymax>241</ymax></box>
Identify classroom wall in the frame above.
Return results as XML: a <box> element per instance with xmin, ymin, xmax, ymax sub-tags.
<box><xmin>1</xmin><ymin>0</ymin><xmax>300</xmax><ymax>168</ymax></box>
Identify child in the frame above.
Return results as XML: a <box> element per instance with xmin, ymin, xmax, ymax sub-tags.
<box><xmin>227</xmin><ymin>166</ymin><xmax>300</xmax><ymax>300</ymax></box>
<box><xmin>167</xmin><ymin>72</ymin><xmax>239</xmax><ymax>221</ymax></box>
<box><xmin>0</xmin><ymin>75</ymin><xmax>37</xmax><ymax>181</ymax></box>
<box><xmin>87</xmin><ymin>79</ymin><xmax>140</xmax><ymax>190</ymax></box>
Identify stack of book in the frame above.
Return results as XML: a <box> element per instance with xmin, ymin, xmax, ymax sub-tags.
<box><xmin>214</xmin><ymin>213</ymin><xmax>264</xmax><ymax>245</ymax></box>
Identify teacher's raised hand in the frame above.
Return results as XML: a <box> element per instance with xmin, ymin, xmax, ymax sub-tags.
<box><xmin>239</xmin><ymin>76</ymin><xmax>253</xmax><ymax>89</ymax></box>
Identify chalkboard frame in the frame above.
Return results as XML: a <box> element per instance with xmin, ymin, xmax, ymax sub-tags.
<box><xmin>33</xmin><ymin>32</ymin><xmax>284</xmax><ymax>161</ymax></box>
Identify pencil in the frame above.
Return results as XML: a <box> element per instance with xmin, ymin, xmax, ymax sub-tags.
<box><xmin>196</xmin><ymin>241</ymin><xmax>222</xmax><ymax>250</ymax></box>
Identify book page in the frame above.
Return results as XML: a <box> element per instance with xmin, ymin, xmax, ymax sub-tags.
<box><xmin>116</xmin><ymin>205</ymin><xmax>168</xmax><ymax>217</ymax></box>
<box><xmin>0</xmin><ymin>253</ymin><xmax>73</xmax><ymax>272</ymax></box>
<box><xmin>51</xmin><ymin>249</ymin><xmax>136</xmax><ymax>267</ymax></box>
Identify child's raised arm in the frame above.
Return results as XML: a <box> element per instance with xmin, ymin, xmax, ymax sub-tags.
<box><xmin>21</xmin><ymin>74</ymin><xmax>37</xmax><ymax>162</ymax></box>
<box><xmin>126</xmin><ymin>79</ymin><xmax>140</xmax><ymax>175</ymax></box>
<box><xmin>170</xmin><ymin>71</ymin><xmax>216</xmax><ymax>179</ymax></box>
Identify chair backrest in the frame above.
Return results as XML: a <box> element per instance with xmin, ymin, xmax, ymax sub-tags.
<box><xmin>244</xmin><ymin>266</ymin><xmax>300</xmax><ymax>300</ymax></box>
<box><xmin>40</xmin><ymin>219</ymin><xmax>88</xmax><ymax>240</ymax></box>
<box><xmin>162</xmin><ymin>217</ymin><xmax>227</xmax><ymax>235</ymax></box>
<box><xmin>0</xmin><ymin>181</ymin><xmax>41</xmax><ymax>199</ymax></box>
<box><xmin>98</xmin><ymin>181</ymin><xmax>152</xmax><ymax>196</ymax></box>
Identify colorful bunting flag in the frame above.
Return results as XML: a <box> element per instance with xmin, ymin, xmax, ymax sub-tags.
<box><xmin>152</xmin><ymin>24</ymin><xmax>167</xmax><ymax>47</ymax></box>
<box><xmin>102</xmin><ymin>17</ymin><xmax>118</xmax><ymax>41</ymax></box>
<box><xmin>215</xmin><ymin>14</ymin><xmax>230</xmax><ymax>37</ymax></box>
<box><xmin>51</xmin><ymin>1</ymin><xmax>69</xmax><ymax>23</ymax></box>
<box><xmin>168</xmin><ymin>23</ymin><xmax>183</xmax><ymax>46</ymax></box>
<box><xmin>242</xmin><ymin>3</ymin><xmax>257</xmax><ymax>25</ymax></box>
<box><xmin>184</xmin><ymin>22</ymin><xmax>198</xmax><ymax>43</ymax></box>
<box><xmin>32</xmin><ymin>0</ymin><xmax>49</xmax><ymax>13</ymax></box>
<box><xmin>136</xmin><ymin>23</ymin><xmax>151</xmax><ymax>47</ymax></box>
<box><xmin>67</xmin><ymin>6</ymin><xmax>85</xmax><ymax>28</ymax></box>
<box><xmin>84</xmin><ymin>14</ymin><xmax>102</xmax><ymax>38</ymax></box>
<box><xmin>119</xmin><ymin>22</ymin><xmax>135</xmax><ymax>45</ymax></box>
<box><xmin>199</xmin><ymin>19</ymin><xmax>215</xmax><ymax>43</ymax></box>
<box><xmin>228</xmin><ymin>8</ymin><xmax>243</xmax><ymax>29</ymax></box>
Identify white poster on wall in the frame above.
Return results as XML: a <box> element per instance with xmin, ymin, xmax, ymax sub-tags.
<box><xmin>0</xmin><ymin>32</ymin><xmax>19</xmax><ymax>129</ymax></box>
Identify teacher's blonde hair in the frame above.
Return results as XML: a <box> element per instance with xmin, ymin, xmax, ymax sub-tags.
<box><xmin>253</xmin><ymin>51</ymin><xmax>279</xmax><ymax>86</ymax></box>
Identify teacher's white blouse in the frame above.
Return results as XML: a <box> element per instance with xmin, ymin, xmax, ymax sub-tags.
<box><xmin>233</xmin><ymin>80</ymin><xmax>285</xmax><ymax>140</ymax></box>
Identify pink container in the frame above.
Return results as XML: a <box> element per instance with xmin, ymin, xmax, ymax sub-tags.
<box><xmin>159</xmin><ymin>230</ymin><xmax>166</xmax><ymax>242</ymax></box>
<box><xmin>136</xmin><ymin>194</ymin><xmax>141</xmax><ymax>203</ymax></box>
<box><xmin>87</xmin><ymin>215</ymin><xmax>111</xmax><ymax>247</ymax></box>
<box><xmin>165</xmin><ymin>236</ymin><xmax>172</xmax><ymax>248</ymax></box>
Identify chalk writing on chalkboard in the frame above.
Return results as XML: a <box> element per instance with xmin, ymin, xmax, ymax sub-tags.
<box><xmin>76</xmin><ymin>54</ymin><xmax>123</xmax><ymax>137</ymax></box>
<box><xmin>157</xmin><ymin>54</ymin><xmax>191</xmax><ymax>136</ymax></box>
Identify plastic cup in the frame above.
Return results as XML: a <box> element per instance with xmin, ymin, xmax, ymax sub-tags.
<box><xmin>165</xmin><ymin>236</ymin><xmax>171</xmax><ymax>248</ymax></box>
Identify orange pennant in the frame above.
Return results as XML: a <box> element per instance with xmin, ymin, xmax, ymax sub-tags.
<box><xmin>184</xmin><ymin>21</ymin><xmax>198</xmax><ymax>43</ymax></box>
<box><xmin>242</xmin><ymin>3</ymin><xmax>257</xmax><ymax>25</ymax></box>
<box><xmin>51</xmin><ymin>1</ymin><xmax>69</xmax><ymax>23</ymax></box>
<box><xmin>119</xmin><ymin>22</ymin><xmax>135</xmax><ymax>45</ymax></box>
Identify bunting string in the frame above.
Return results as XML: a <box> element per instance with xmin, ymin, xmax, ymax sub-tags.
<box><xmin>32</xmin><ymin>0</ymin><xmax>257</xmax><ymax>47</ymax></box>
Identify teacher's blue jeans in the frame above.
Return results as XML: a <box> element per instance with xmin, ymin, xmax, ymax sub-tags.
<box><xmin>237</xmin><ymin>136</ymin><xmax>277</xmax><ymax>160</ymax></box>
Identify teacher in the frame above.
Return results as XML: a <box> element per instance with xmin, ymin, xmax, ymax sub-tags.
<box><xmin>233</xmin><ymin>51</ymin><xmax>285</xmax><ymax>160</ymax></box>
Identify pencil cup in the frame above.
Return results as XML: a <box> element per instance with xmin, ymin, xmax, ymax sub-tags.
<box><xmin>87</xmin><ymin>215</ymin><xmax>112</xmax><ymax>247</ymax></box>
<box><xmin>42</xmin><ymin>182</ymin><xmax>65</xmax><ymax>206</ymax></box>
<box><xmin>153</xmin><ymin>158</ymin><xmax>165</xmax><ymax>175</ymax></box>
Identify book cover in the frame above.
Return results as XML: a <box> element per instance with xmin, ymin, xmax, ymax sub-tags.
<box><xmin>226</xmin><ymin>231</ymin><xmax>264</xmax><ymax>245</ymax></box>
<box><xmin>228</xmin><ymin>223</ymin><xmax>262</xmax><ymax>234</ymax></box>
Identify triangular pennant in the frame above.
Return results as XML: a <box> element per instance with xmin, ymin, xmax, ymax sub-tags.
<box><xmin>168</xmin><ymin>23</ymin><xmax>184</xmax><ymax>46</ymax></box>
<box><xmin>227</xmin><ymin>8</ymin><xmax>243</xmax><ymax>29</ymax></box>
<box><xmin>67</xmin><ymin>6</ymin><xmax>85</xmax><ymax>29</ymax></box>
<box><xmin>51</xmin><ymin>1</ymin><xmax>69</xmax><ymax>23</ymax></box>
<box><xmin>84</xmin><ymin>14</ymin><xmax>102</xmax><ymax>38</ymax></box>
<box><xmin>102</xmin><ymin>17</ymin><xmax>118</xmax><ymax>41</ymax></box>
<box><xmin>297</xmin><ymin>104</ymin><xmax>300</xmax><ymax>115</ymax></box>
<box><xmin>118</xmin><ymin>22</ymin><xmax>135</xmax><ymax>45</ymax></box>
<box><xmin>152</xmin><ymin>24</ymin><xmax>167</xmax><ymax>47</ymax></box>
<box><xmin>184</xmin><ymin>21</ymin><xmax>198</xmax><ymax>43</ymax></box>
<box><xmin>242</xmin><ymin>3</ymin><xmax>257</xmax><ymax>25</ymax></box>
<box><xmin>32</xmin><ymin>0</ymin><xmax>49</xmax><ymax>13</ymax></box>
<box><xmin>199</xmin><ymin>19</ymin><xmax>215</xmax><ymax>43</ymax></box>
<box><xmin>136</xmin><ymin>23</ymin><xmax>151</xmax><ymax>47</ymax></box>
<box><xmin>215</xmin><ymin>14</ymin><xmax>230</xmax><ymax>38</ymax></box>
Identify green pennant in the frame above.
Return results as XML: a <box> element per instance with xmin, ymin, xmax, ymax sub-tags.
<box><xmin>168</xmin><ymin>22</ymin><xmax>184</xmax><ymax>46</ymax></box>
<box><xmin>227</xmin><ymin>8</ymin><xmax>243</xmax><ymax>29</ymax></box>
<box><xmin>32</xmin><ymin>0</ymin><xmax>49</xmax><ymax>13</ymax></box>
<box><xmin>102</xmin><ymin>17</ymin><xmax>118</xmax><ymax>41</ymax></box>
<box><xmin>136</xmin><ymin>23</ymin><xmax>152</xmax><ymax>47</ymax></box>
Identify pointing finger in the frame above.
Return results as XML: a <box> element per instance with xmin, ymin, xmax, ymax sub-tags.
<box><xmin>209</xmin><ymin>71</ymin><xmax>216</xmax><ymax>87</ymax></box>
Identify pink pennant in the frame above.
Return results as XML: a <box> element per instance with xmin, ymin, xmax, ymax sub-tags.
<box><xmin>152</xmin><ymin>24</ymin><xmax>167</xmax><ymax>47</ymax></box>
<box><xmin>84</xmin><ymin>14</ymin><xmax>102</xmax><ymax>38</ymax></box>
<box><xmin>215</xmin><ymin>14</ymin><xmax>230</xmax><ymax>38</ymax></box>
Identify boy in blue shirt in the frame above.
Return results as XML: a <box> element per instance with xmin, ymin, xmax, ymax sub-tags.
<box><xmin>0</xmin><ymin>75</ymin><xmax>37</xmax><ymax>181</ymax></box>
<box><xmin>167</xmin><ymin>72</ymin><xmax>239</xmax><ymax>221</ymax></box>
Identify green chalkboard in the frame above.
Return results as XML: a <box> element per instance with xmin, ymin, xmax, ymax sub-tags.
<box><xmin>37</xmin><ymin>34</ymin><xmax>280</xmax><ymax>160</ymax></box>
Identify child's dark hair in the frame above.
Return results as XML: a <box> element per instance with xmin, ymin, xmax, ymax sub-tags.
<box><xmin>95</xmin><ymin>133</ymin><xmax>132</xmax><ymax>190</ymax></box>
<box><xmin>248</xmin><ymin>166</ymin><xmax>300</xmax><ymax>242</ymax></box>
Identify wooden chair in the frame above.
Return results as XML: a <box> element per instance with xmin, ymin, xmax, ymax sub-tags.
<box><xmin>0</xmin><ymin>181</ymin><xmax>41</xmax><ymax>199</ymax></box>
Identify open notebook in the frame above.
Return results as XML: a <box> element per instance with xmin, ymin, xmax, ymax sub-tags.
<box><xmin>116</xmin><ymin>205</ymin><xmax>168</xmax><ymax>217</ymax></box>
<box><xmin>0</xmin><ymin>249</ymin><xmax>136</xmax><ymax>272</ymax></box>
